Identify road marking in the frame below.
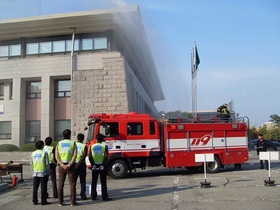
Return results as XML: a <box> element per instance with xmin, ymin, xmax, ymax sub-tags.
<box><xmin>171</xmin><ymin>176</ymin><xmax>180</xmax><ymax>210</ymax></box>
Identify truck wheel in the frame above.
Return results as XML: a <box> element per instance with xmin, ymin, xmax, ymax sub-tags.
<box><xmin>206</xmin><ymin>156</ymin><xmax>221</xmax><ymax>173</ymax></box>
<box><xmin>108</xmin><ymin>159</ymin><xmax>128</xmax><ymax>179</ymax></box>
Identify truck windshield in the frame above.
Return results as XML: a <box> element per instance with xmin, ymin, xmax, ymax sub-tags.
<box><xmin>87</xmin><ymin>124</ymin><xmax>96</xmax><ymax>143</ymax></box>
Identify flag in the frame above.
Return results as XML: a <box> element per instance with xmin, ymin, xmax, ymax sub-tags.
<box><xmin>194</xmin><ymin>45</ymin><xmax>200</xmax><ymax>67</ymax></box>
<box><xmin>192</xmin><ymin>44</ymin><xmax>200</xmax><ymax>79</ymax></box>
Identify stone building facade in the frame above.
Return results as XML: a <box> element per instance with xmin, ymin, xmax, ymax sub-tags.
<box><xmin>0</xmin><ymin>6</ymin><xmax>164</xmax><ymax>146</ymax></box>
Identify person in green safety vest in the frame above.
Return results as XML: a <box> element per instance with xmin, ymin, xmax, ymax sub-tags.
<box><xmin>55</xmin><ymin>129</ymin><xmax>77</xmax><ymax>206</ymax></box>
<box><xmin>217</xmin><ymin>103</ymin><xmax>231</xmax><ymax>122</ymax></box>
<box><xmin>88</xmin><ymin>134</ymin><xmax>112</xmax><ymax>201</ymax></box>
<box><xmin>74</xmin><ymin>133</ymin><xmax>88</xmax><ymax>200</ymax></box>
<box><xmin>43</xmin><ymin>136</ymin><xmax>58</xmax><ymax>199</ymax></box>
<box><xmin>31</xmin><ymin>140</ymin><xmax>51</xmax><ymax>205</ymax></box>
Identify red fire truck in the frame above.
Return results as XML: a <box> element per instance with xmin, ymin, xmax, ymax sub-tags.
<box><xmin>86</xmin><ymin>112</ymin><xmax>249</xmax><ymax>179</ymax></box>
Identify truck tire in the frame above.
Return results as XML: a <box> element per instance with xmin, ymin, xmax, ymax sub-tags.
<box><xmin>206</xmin><ymin>156</ymin><xmax>221</xmax><ymax>173</ymax></box>
<box><xmin>108</xmin><ymin>159</ymin><xmax>128</xmax><ymax>179</ymax></box>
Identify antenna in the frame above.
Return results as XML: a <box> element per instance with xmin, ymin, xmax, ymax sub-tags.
<box><xmin>39</xmin><ymin>0</ymin><xmax>41</xmax><ymax>15</ymax></box>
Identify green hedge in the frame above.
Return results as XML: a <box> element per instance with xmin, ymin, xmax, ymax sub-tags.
<box><xmin>52</xmin><ymin>141</ymin><xmax>58</xmax><ymax>147</ymax></box>
<box><xmin>19</xmin><ymin>143</ymin><xmax>37</xmax><ymax>151</ymax></box>
<box><xmin>0</xmin><ymin>141</ymin><xmax>59</xmax><ymax>152</ymax></box>
<box><xmin>0</xmin><ymin>144</ymin><xmax>19</xmax><ymax>152</ymax></box>
<box><xmin>19</xmin><ymin>141</ymin><xmax>58</xmax><ymax>151</ymax></box>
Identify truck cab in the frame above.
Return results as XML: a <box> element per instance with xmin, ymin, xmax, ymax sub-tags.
<box><xmin>86</xmin><ymin>112</ymin><xmax>162</xmax><ymax>178</ymax></box>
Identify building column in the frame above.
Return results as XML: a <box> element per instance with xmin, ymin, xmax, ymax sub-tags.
<box><xmin>12</xmin><ymin>78</ymin><xmax>25</xmax><ymax>147</ymax></box>
<box><xmin>41</xmin><ymin>76</ymin><xmax>54</xmax><ymax>140</ymax></box>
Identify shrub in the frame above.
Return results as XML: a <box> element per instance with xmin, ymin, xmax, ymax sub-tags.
<box><xmin>52</xmin><ymin>141</ymin><xmax>58</xmax><ymax>147</ymax></box>
<box><xmin>0</xmin><ymin>144</ymin><xmax>19</xmax><ymax>152</ymax></box>
<box><xmin>19</xmin><ymin>143</ymin><xmax>37</xmax><ymax>151</ymax></box>
<box><xmin>19</xmin><ymin>141</ymin><xmax>58</xmax><ymax>152</ymax></box>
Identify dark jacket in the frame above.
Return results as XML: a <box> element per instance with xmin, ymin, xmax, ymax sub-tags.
<box><xmin>217</xmin><ymin>105</ymin><xmax>230</xmax><ymax>116</ymax></box>
<box><xmin>256</xmin><ymin>139</ymin><xmax>267</xmax><ymax>155</ymax></box>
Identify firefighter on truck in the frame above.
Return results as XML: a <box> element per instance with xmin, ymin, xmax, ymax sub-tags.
<box><xmin>85</xmin><ymin>112</ymin><xmax>249</xmax><ymax>179</ymax></box>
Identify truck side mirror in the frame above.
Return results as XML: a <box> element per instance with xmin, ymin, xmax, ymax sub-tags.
<box><xmin>105</xmin><ymin>126</ymin><xmax>110</xmax><ymax>136</ymax></box>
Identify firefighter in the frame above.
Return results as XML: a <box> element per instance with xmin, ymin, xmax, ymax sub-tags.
<box><xmin>88</xmin><ymin>134</ymin><xmax>112</xmax><ymax>201</ymax></box>
<box><xmin>256</xmin><ymin>134</ymin><xmax>268</xmax><ymax>170</ymax></box>
<box><xmin>55</xmin><ymin>129</ymin><xmax>77</xmax><ymax>206</ymax></box>
<box><xmin>43</xmin><ymin>136</ymin><xmax>58</xmax><ymax>199</ymax></box>
<box><xmin>31</xmin><ymin>140</ymin><xmax>51</xmax><ymax>205</ymax></box>
<box><xmin>74</xmin><ymin>133</ymin><xmax>88</xmax><ymax>200</ymax></box>
<box><xmin>217</xmin><ymin>103</ymin><xmax>230</xmax><ymax>122</ymax></box>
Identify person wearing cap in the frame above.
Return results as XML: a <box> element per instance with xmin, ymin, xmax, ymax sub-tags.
<box><xmin>31</xmin><ymin>140</ymin><xmax>51</xmax><ymax>205</ymax></box>
<box><xmin>88</xmin><ymin>134</ymin><xmax>112</xmax><ymax>201</ymax></box>
<box><xmin>74</xmin><ymin>133</ymin><xmax>88</xmax><ymax>200</ymax></box>
<box><xmin>217</xmin><ymin>103</ymin><xmax>230</xmax><ymax>122</ymax></box>
<box><xmin>55</xmin><ymin>129</ymin><xmax>77</xmax><ymax>206</ymax></box>
<box><xmin>43</xmin><ymin>136</ymin><xmax>58</xmax><ymax>199</ymax></box>
<box><xmin>256</xmin><ymin>134</ymin><xmax>268</xmax><ymax>170</ymax></box>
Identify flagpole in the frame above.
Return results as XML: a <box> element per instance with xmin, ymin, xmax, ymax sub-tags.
<box><xmin>191</xmin><ymin>52</ymin><xmax>194</xmax><ymax>120</ymax></box>
<box><xmin>191</xmin><ymin>42</ymin><xmax>200</xmax><ymax>121</ymax></box>
<box><xmin>191</xmin><ymin>51</ymin><xmax>197</xmax><ymax>120</ymax></box>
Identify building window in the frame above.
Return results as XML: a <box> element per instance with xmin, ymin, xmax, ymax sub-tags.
<box><xmin>9</xmin><ymin>82</ymin><xmax>13</xmax><ymax>100</ymax></box>
<box><xmin>0</xmin><ymin>46</ymin><xmax>8</xmax><ymax>57</ymax></box>
<box><xmin>94</xmin><ymin>37</ymin><xmax>107</xmax><ymax>50</ymax></box>
<box><xmin>25</xmin><ymin>121</ymin><xmax>41</xmax><ymax>142</ymax></box>
<box><xmin>9</xmin><ymin>45</ymin><xmax>21</xmax><ymax>56</ymax></box>
<box><xmin>0</xmin><ymin>121</ymin><xmax>12</xmax><ymax>139</ymax></box>
<box><xmin>0</xmin><ymin>44</ymin><xmax>21</xmax><ymax>58</ymax></box>
<box><xmin>55</xmin><ymin>80</ymin><xmax>71</xmax><ymax>97</ymax></box>
<box><xmin>127</xmin><ymin>122</ymin><xmax>143</xmax><ymax>135</ymax></box>
<box><xmin>82</xmin><ymin>38</ymin><xmax>93</xmax><ymax>50</ymax></box>
<box><xmin>25</xmin><ymin>36</ymin><xmax>107</xmax><ymax>56</ymax></box>
<box><xmin>54</xmin><ymin>120</ymin><xmax>71</xmax><ymax>141</ymax></box>
<box><xmin>39</xmin><ymin>42</ymin><xmax>52</xmax><ymax>54</ymax></box>
<box><xmin>0</xmin><ymin>83</ymin><xmax>4</xmax><ymax>100</ymax></box>
<box><xmin>27</xmin><ymin>81</ymin><xmax>41</xmax><ymax>99</ymax></box>
<box><xmin>53</xmin><ymin>40</ymin><xmax>65</xmax><ymax>53</ymax></box>
<box><xmin>66</xmin><ymin>40</ymin><xmax>79</xmax><ymax>51</ymax></box>
<box><xmin>26</xmin><ymin>43</ymin><xmax>39</xmax><ymax>55</ymax></box>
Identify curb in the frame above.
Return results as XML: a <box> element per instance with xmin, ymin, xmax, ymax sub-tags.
<box><xmin>0</xmin><ymin>183</ymin><xmax>8</xmax><ymax>192</ymax></box>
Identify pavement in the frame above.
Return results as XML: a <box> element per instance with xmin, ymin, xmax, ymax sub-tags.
<box><xmin>0</xmin><ymin>150</ymin><xmax>279</xmax><ymax>210</ymax></box>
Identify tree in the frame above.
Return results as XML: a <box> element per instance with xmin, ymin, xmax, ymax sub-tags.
<box><xmin>248</xmin><ymin>126</ymin><xmax>258</xmax><ymax>140</ymax></box>
<box><xmin>270</xmin><ymin>114</ymin><xmax>280</xmax><ymax>127</ymax></box>
<box><xmin>269</xmin><ymin>114</ymin><xmax>280</xmax><ymax>141</ymax></box>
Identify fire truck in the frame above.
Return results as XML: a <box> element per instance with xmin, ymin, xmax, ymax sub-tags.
<box><xmin>86</xmin><ymin>112</ymin><xmax>249</xmax><ymax>179</ymax></box>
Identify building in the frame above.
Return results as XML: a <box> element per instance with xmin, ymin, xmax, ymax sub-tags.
<box><xmin>0</xmin><ymin>6</ymin><xmax>164</xmax><ymax>146</ymax></box>
<box><xmin>261</xmin><ymin>122</ymin><xmax>275</xmax><ymax>130</ymax></box>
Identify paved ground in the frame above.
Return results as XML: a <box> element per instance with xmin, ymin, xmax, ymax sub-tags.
<box><xmin>0</xmin><ymin>151</ymin><xmax>279</xmax><ymax>210</ymax></box>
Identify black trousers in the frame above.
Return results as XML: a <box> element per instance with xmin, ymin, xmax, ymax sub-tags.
<box><xmin>46</xmin><ymin>163</ymin><xmax>58</xmax><ymax>198</ymax></box>
<box><xmin>74</xmin><ymin>163</ymin><xmax>87</xmax><ymax>198</ymax></box>
<box><xmin>220</xmin><ymin>114</ymin><xmax>230</xmax><ymax>122</ymax></box>
<box><xmin>260</xmin><ymin>160</ymin><xmax>268</xmax><ymax>169</ymax></box>
<box><xmin>32</xmin><ymin>175</ymin><xmax>48</xmax><ymax>204</ymax></box>
<box><xmin>91</xmin><ymin>169</ymin><xmax>108</xmax><ymax>200</ymax></box>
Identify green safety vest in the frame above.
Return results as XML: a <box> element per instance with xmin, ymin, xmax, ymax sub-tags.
<box><xmin>91</xmin><ymin>143</ymin><xmax>106</xmax><ymax>164</ymax></box>
<box><xmin>75</xmin><ymin>142</ymin><xmax>86</xmax><ymax>163</ymax></box>
<box><xmin>57</xmin><ymin>139</ymin><xmax>75</xmax><ymax>163</ymax></box>
<box><xmin>43</xmin><ymin>145</ymin><xmax>55</xmax><ymax>164</ymax></box>
<box><xmin>221</xmin><ymin>108</ymin><xmax>230</xmax><ymax>116</ymax></box>
<box><xmin>31</xmin><ymin>149</ymin><xmax>46</xmax><ymax>173</ymax></box>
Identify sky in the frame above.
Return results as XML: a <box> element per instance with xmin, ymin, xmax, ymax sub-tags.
<box><xmin>0</xmin><ymin>0</ymin><xmax>279</xmax><ymax>127</ymax></box>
